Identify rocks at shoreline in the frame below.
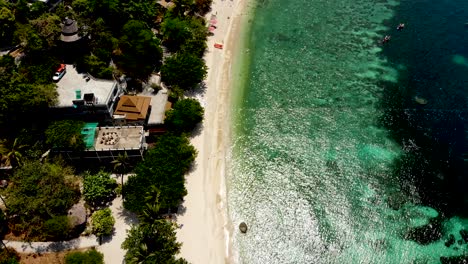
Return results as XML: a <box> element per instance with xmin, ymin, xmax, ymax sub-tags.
<box><xmin>239</xmin><ymin>222</ymin><xmax>248</xmax><ymax>233</ymax></box>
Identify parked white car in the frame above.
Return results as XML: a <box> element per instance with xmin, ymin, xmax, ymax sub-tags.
<box><xmin>53</xmin><ymin>64</ymin><xmax>66</xmax><ymax>81</ymax></box>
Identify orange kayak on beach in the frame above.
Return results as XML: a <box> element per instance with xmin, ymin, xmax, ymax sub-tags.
<box><xmin>214</xmin><ymin>43</ymin><xmax>223</xmax><ymax>49</ymax></box>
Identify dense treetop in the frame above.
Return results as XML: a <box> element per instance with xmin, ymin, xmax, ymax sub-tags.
<box><xmin>5</xmin><ymin>161</ymin><xmax>80</xmax><ymax>240</ymax></box>
<box><xmin>122</xmin><ymin>220</ymin><xmax>188</xmax><ymax>264</ymax></box>
<box><xmin>124</xmin><ymin>133</ymin><xmax>196</xmax><ymax>213</ymax></box>
<box><xmin>114</xmin><ymin>20</ymin><xmax>163</xmax><ymax>81</ymax></box>
<box><xmin>161</xmin><ymin>52</ymin><xmax>208</xmax><ymax>90</ymax></box>
<box><xmin>165</xmin><ymin>98</ymin><xmax>204</xmax><ymax>133</ymax></box>
<box><xmin>45</xmin><ymin>120</ymin><xmax>86</xmax><ymax>151</ymax></box>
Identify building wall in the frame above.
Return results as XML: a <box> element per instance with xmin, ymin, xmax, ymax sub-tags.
<box><xmin>50</xmin><ymin>82</ymin><xmax>123</xmax><ymax>122</ymax></box>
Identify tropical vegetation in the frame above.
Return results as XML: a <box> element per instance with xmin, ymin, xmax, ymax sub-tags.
<box><xmin>45</xmin><ymin>120</ymin><xmax>86</xmax><ymax>151</ymax></box>
<box><xmin>4</xmin><ymin>161</ymin><xmax>80</xmax><ymax>240</ymax></box>
<box><xmin>83</xmin><ymin>170</ymin><xmax>117</xmax><ymax>209</ymax></box>
<box><xmin>122</xmin><ymin>186</ymin><xmax>188</xmax><ymax>263</ymax></box>
<box><xmin>91</xmin><ymin>208</ymin><xmax>115</xmax><ymax>242</ymax></box>
<box><xmin>123</xmin><ymin>133</ymin><xmax>196</xmax><ymax>213</ymax></box>
<box><xmin>65</xmin><ymin>249</ymin><xmax>104</xmax><ymax>264</ymax></box>
<box><xmin>165</xmin><ymin>98</ymin><xmax>204</xmax><ymax>133</ymax></box>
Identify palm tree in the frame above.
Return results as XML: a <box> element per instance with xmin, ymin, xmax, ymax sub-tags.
<box><xmin>111</xmin><ymin>152</ymin><xmax>130</xmax><ymax>199</ymax></box>
<box><xmin>140</xmin><ymin>186</ymin><xmax>164</xmax><ymax>224</ymax></box>
<box><xmin>0</xmin><ymin>138</ymin><xmax>28</xmax><ymax>168</ymax></box>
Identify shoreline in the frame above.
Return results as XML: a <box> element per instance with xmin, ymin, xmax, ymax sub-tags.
<box><xmin>175</xmin><ymin>0</ymin><xmax>253</xmax><ymax>263</ymax></box>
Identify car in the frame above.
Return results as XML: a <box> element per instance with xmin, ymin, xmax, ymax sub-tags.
<box><xmin>52</xmin><ymin>64</ymin><xmax>66</xmax><ymax>81</ymax></box>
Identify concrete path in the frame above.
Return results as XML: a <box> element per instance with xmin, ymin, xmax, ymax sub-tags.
<box><xmin>98</xmin><ymin>196</ymin><xmax>138</xmax><ymax>264</ymax></box>
<box><xmin>4</xmin><ymin>236</ymin><xmax>99</xmax><ymax>254</ymax></box>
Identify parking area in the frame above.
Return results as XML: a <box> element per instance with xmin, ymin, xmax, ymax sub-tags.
<box><xmin>55</xmin><ymin>65</ymin><xmax>116</xmax><ymax>107</ymax></box>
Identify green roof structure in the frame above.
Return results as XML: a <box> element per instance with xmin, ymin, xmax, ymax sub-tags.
<box><xmin>81</xmin><ymin>122</ymin><xmax>98</xmax><ymax>149</ymax></box>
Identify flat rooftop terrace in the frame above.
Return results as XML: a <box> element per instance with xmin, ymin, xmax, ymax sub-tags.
<box><xmin>92</xmin><ymin>126</ymin><xmax>144</xmax><ymax>150</ymax></box>
<box><xmin>55</xmin><ymin>64</ymin><xmax>116</xmax><ymax>107</ymax></box>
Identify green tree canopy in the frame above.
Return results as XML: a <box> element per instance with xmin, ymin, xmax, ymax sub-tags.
<box><xmin>45</xmin><ymin>120</ymin><xmax>86</xmax><ymax>150</ymax></box>
<box><xmin>91</xmin><ymin>208</ymin><xmax>115</xmax><ymax>238</ymax></box>
<box><xmin>124</xmin><ymin>133</ymin><xmax>196</xmax><ymax>213</ymax></box>
<box><xmin>0</xmin><ymin>55</ymin><xmax>58</xmax><ymax>127</ymax></box>
<box><xmin>122</xmin><ymin>221</ymin><xmax>188</xmax><ymax>264</ymax></box>
<box><xmin>121</xmin><ymin>0</ymin><xmax>161</xmax><ymax>26</ymax></box>
<box><xmin>160</xmin><ymin>17</ymin><xmax>191</xmax><ymax>51</ymax></box>
<box><xmin>115</xmin><ymin>20</ymin><xmax>162</xmax><ymax>81</ymax></box>
<box><xmin>165</xmin><ymin>98</ymin><xmax>204</xmax><ymax>133</ymax></box>
<box><xmin>0</xmin><ymin>3</ymin><xmax>16</xmax><ymax>46</ymax></box>
<box><xmin>161</xmin><ymin>52</ymin><xmax>207</xmax><ymax>90</ymax></box>
<box><xmin>194</xmin><ymin>0</ymin><xmax>212</xmax><ymax>15</ymax></box>
<box><xmin>65</xmin><ymin>249</ymin><xmax>104</xmax><ymax>264</ymax></box>
<box><xmin>83</xmin><ymin>170</ymin><xmax>117</xmax><ymax>208</ymax></box>
<box><xmin>5</xmin><ymin>161</ymin><xmax>80</xmax><ymax>239</ymax></box>
<box><xmin>90</xmin><ymin>0</ymin><xmax>120</xmax><ymax>25</ymax></box>
<box><xmin>30</xmin><ymin>13</ymin><xmax>61</xmax><ymax>48</ymax></box>
<box><xmin>160</xmin><ymin>16</ymin><xmax>207</xmax><ymax>56</ymax></box>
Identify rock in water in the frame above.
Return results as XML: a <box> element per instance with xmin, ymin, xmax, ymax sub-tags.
<box><xmin>239</xmin><ymin>222</ymin><xmax>248</xmax><ymax>233</ymax></box>
<box><xmin>445</xmin><ymin>234</ymin><xmax>455</xmax><ymax>247</ymax></box>
<box><xmin>414</xmin><ymin>96</ymin><xmax>428</xmax><ymax>105</ymax></box>
<box><xmin>460</xmin><ymin>229</ymin><xmax>468</xmax><ymax>243</ymax></box>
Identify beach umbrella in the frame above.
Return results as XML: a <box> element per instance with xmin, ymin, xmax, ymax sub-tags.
<box><xmin>208</xmin><ymin>26</ymin><xmax>216</xmax><ymax>32</ymax></box>
<box><xmin>210</xmin><ymin>19</ymin><xmax>217</xmax><ymax>25</ymax></box>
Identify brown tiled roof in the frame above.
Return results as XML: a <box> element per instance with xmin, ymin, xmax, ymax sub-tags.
<box><xmin>114</xmin><ymin>95</ymin><xmax>151</xmax><ymax>121</ymax></box>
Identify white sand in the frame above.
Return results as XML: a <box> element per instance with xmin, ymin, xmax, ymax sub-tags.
<box><xmin>176</xmin><ymin>0</ymin><xmax>250</xmax><ymax>263</ymax></box>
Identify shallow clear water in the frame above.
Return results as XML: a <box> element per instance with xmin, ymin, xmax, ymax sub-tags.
<box><xmin>227</xmin><ymin>0</ymin><xmax>468</xmax><ymax>263</ymax></box>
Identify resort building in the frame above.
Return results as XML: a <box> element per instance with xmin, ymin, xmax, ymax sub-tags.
<box><xmin>113</xmin><ymin>95</ymin><xmax>152</xmax><ymax>126</ymax></box>
<box><xmin>59</xmin><ymin>124</ymin><xmax>147</xmax><ymax>161</ymax></box>
<box><xmin>50</xmin><ymin>64</ymin><xmax>123</xmax><ymax>122</ymax></box>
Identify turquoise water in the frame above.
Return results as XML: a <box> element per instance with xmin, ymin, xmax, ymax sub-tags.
<box><xmin>227</xmin><ymin>0</ymin><xmax>468</xmax><ymax>263</ymax></box>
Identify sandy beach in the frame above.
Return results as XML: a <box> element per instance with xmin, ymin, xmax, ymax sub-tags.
<box><xmin>175</xmin><ymin>0</ymin><xmax>250</xmax><ymax>263</ymax></box>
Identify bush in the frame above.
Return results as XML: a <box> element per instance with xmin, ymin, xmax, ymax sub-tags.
<box><xmin>168</xmin><ymin>86</ymin><xmax>185</xmax><ymax>102</ymax></box>
<box><xmin>165</xmin><ymin>98</ymin><xmax>204</xmax><ymax>133</ymax></box>
<box><xmin>0</xmin><ymin>248</ymin><xmax>20</xmax><ymax>264</ymax></box>
<box><xmin>65</xmin><ymin>249</ymin><xmax>104</xmax><ymax>264</ymax></box>
<box><xmin>83</xmin><ymin>171</ymin><xmax>117</xmax><ymax>208</ymax></box>
<box><xmin>91</xmin><ymin>208</ymin><xmax>115</xmax><ymax>238</ymax></box>
<box><xmin>43</xmin><ymin>215</ymin><xmax>70</xmax><ymax>240</ymax></box>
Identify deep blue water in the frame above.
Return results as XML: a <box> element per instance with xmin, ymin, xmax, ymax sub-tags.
<box><xmin>381</xmin><ymin>0</ymin><xmax>468</xmax><ymax>214</ymax></box>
